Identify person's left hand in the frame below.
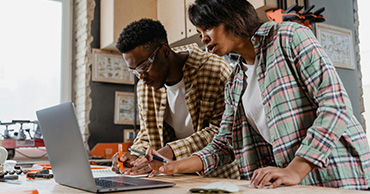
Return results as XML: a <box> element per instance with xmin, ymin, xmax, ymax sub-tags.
<box><xmin>123</xmin><ymin>156</ymin><xmax>152</xmax><ymax>176</ymax></box>
<box><xmin>249</xmin><ymin>166</ymin><xmax>302</xmax><ymax>189</ymax></box>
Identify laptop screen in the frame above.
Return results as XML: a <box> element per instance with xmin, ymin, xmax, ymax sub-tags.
<box><xmin>36</xmin><ymin>102</ymin><xmax>175</xmax><ymax>193</ymax></box>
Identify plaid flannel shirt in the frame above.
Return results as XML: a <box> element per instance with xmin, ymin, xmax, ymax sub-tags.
<box><xmin>194</xmin><ymin>21</ymin><xmax>370</xmax><ymax>189</ymax></box>
<box><xmin>131</xmin><ymin>43</ymin><xmax>239</xmax><ymax>179</ymax></box>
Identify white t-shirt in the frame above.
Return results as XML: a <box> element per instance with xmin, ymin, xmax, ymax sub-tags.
<box><xmin>164</xmin><ymin>78</ymin><xmax>194</xmax><ymax>139</ymax></box>
<box><xmin>241</xmin><ymin>59</ymin><xmax>272</xmax><ymax>144</ymax></box>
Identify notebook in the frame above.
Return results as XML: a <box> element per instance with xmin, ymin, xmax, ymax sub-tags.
<box><xmin>36</xmin><ymin>102</ymin><xmax>175</xmax><ymax>193</ymax></box>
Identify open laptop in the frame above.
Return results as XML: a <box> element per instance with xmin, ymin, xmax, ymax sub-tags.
<box><xmin>36</xmin><ymin>102</ymin><xmax>175</xmax><ymax>193</ymax></box>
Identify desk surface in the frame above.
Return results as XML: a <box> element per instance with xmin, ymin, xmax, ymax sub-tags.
<box><xmin>1</xmin><ymin>173</ymin><xmax>369</xmax><ymax>194</ymax></box>
<box><xmin>2</xmin><ymin>152</ymin><xmax>367</xmax><ymax>194</ymax></box>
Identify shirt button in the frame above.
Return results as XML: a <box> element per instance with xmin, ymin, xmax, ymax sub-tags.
<box><xmin>161</xmin><ymin>103</ymin><xmax>166</xmax><ymax>107</ymax></box>
<box><xmin>158</xmin><ymin>125</ymin><xmax>163</xmax><ymax>129</ymax></box>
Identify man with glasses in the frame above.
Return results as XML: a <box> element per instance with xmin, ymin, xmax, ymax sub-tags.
<box><xmin>111</xmin><ymin>18</ymin><xmax>239</xmax><ymax>179</ymax></box>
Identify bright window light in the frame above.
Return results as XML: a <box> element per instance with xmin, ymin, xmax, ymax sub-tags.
<box><xmin>0</xmin><ymin>0</ymin><xmax>62</xmax><ymax>121</ymax></box>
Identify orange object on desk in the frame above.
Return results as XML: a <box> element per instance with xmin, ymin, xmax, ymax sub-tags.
<box><xmin>35</xmin><ymin>164</ymin><xmax>52</xmax><ymax>169</ymax></box>
<box><xmin>91</xmin><ymin>166</ymin><xmax>107</xmax><ymax>169</ymax></box>
<box><xmin>0</xmin><ymin>190</ymin><xmax>39</xmax><ymax>194</ymax></box>
<box><xmin>90</xmin><ymin>142</ymin><xmax>132</xmax><ymax>159</ymax></box>
<box><xmin>118</xmin><ymin>144</ymin><xmax>124</xmax><ymax>171</ymax></box>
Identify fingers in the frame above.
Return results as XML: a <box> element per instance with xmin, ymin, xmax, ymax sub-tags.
<box><xmin>250</xmin><ymin>168</ymin><xmax>264</xmax><ymax>188</ymax></box>
<box><xmin>111</xmin><ymin>163</ymin><xmax>120</xmax><ymax>174</ymax></box>
<box><xmin>148</xmin><ymin>170</ymin><xmax>158</xmax><ymax>178</ymax></box>
<box><xmin>250</xmin><ymin>166</ymin><xmax>276</xmax><ymax>189</ymax></box>
<box><xmin>132</xmin><ymin>156</ymin><xmax>148</xmax><ymax>167</ymax></box>
<box><xmin>257</xmin><ymin>172</ymin><xmax>276</xmax><ymax>189</ymax></box>
<box><xmin>156</xmin><ymin>161</ymin><xmax>178</xmax><ymax>175</ymax></box>
<box><xmin>125</xmin><ymin>163</ymin><xmax>152</xmax><ymax>175</ymax></box>
<box><xmin>269</xmin><ymin>178</ymin><xmax>283</xmax><ymax>189</ymax></box>
<box><xmin>112</xmin><ymin>152</ymin><xmax>139</xmax><ymax>173</ymax></box>
<box><xmin>145</xmin><ymin>147</ymin><xmax>156</xmax><ymax>162</ymax></box>
<box><xmin>250</xmin><ymin>168</ymin><xmax>259</xmax><ymax>187</ymax></box>
<box><xmin>249</xmin><ymin>166</ymin><xmax>301</xmax><ymax>189</ymax></box>
<box><xmin>111</xmin><ymin>152</ymin><xmax>121</xmax><ymax>173</ymax></box>
<box><xmin>120</xmin><ymin>152</ymin><xmax>134</xmax><ymax>165</ymax></box>
<box><xmin>146</xmin><ymin>147</ymin><xmax>166</xmax><ymax>161</ymax></box>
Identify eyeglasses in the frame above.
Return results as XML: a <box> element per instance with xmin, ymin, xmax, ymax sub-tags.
<box><xmin>128</xmin><ymin>46</ymin><xmax>161</xmax><ymax>77</ymax></box>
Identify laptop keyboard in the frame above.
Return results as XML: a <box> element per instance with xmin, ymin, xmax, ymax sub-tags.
<box><xmin>95</xmin><ymin>178</ymin><xmax>137</xmax><ymax>188</ymax></box>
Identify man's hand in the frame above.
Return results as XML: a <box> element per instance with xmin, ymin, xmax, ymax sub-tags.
<box><xmin>123</xmin><ymin>156</ymin><xmax>152</xmax><ymax>175</ymax></box>
<box><xmin>146</xmin><ymin>147</ymin><xmax>203</xmax><ymax>176</ymax></box>
<box><xmin>129</xmin><ymin>146</ymin><xmax>175</xmax><ymax>177</ymax></box>
<box><xmin>111</xmin><ymin>152</ymin><xmax>138</xmax><ymax>174</ymax></box>
<box><xmin>145</xmin><ymin>147</ymin><xmax>175</xmax><ymax>177</ymax></box>
<box><xmin>113</xmin><ymin>146</ymin><xmax>175</xmax><ymax>176</ymax></box>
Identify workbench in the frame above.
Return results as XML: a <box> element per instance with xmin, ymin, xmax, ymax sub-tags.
<box><xmin>1</xmin><ymin>172</ymin><xmax>369</xmax><ymax>194</ymax></box>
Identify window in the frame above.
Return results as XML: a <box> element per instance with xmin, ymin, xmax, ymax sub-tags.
<box><xmin>0</xmin><ymin>0</ymin><xmax>72</xmax><ymax>123</ymax></box>
<box><xmin>359</xmin><ymin>0</ymin><xmax>370</xmax><ymax>143</ymax></box>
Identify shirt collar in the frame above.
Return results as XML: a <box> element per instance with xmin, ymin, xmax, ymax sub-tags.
<box><xmin>172</xmin><ymin>43</ymin><xmax>204</xmax><ymax>70</ymax></box>
<box><xmin>251</xmin><ymin>21</ymin><xmax>276</xmax><ymax>42</ymax></box>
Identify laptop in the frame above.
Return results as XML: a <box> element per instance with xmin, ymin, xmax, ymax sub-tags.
<box><xmin>36</xmin><ymin>102</ymin><xmax>175</xmax><ymax>193</ymax></box>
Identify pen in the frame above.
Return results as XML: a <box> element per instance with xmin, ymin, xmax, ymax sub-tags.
<box><xmin>128</xmin><ymin>148</ymin><xmax>168</xmax><ymax>163</ymax></box>
<box><xmin>118</xmin><ymin>144</ymin><xmax>124</xmax><ymax>171</ymax></box>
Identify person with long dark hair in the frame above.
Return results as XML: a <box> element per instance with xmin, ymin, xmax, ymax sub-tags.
<box><xmin>143</xmin><ymin>0</ymin><xmax>370</xmax><ymax>190</ymax></box>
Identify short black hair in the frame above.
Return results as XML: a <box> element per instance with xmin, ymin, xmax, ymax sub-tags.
<box><xmin>188</xmin><ymin>0</ymin><xmax>261</xmax><ymax>38</ymax></box>
<box><xmin>116</xmin><ymin>18</ymin><xmax>168</xmax><ymax>53</ymax></box>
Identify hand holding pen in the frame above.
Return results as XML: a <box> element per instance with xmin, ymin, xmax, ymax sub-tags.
<box><xmin>129</xmin><ymin>148</ymin><xmax>168</xmax><ymax>163</ymax></box>
<box><xmin>127</xmin><ymin>147</ymin><xmax>174</xmax><ymax>178</ymax></box>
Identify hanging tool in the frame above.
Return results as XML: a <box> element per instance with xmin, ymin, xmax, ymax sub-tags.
<box><xmin>265</xmin><ymin>4</ymin><xmax>326</xmax><ymax>29</ymax></box>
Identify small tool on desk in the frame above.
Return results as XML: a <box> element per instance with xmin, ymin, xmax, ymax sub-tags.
<box><xmin>128</xmin><ymin>148</ymin><xmax>168</xmax><ymax>163</ymax></box>
<box><xmin>26</xmin><ymin>172</ymin><xmax>54</xmax><ymax>179</ymax></box>
<box><xmin>26</xmin><ymin>169</ymin><xmax>53</xmax><ymax>179</ymax></box>
<box><xmin>0</xmin><ymin>171</ymin><xmax>20</xmax><ymax>184</ymax></box>
<box><xmin>118</xmin><ymin>144</ymin><xmax>124</xmax><ymax>172</ymax></box>
<box><xmin>190</xmin><ymin>181</ymin><xmax>240</xmax><ymax>193</ymax></box>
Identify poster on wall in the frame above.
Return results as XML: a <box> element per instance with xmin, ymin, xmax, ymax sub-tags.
<box><xmin>114</xmin><ymin>91</ymin><xmax>139</xmax><ymax>125</ymax></box>
<box><xmin>92</xmin><ymin>49</ymin><xmax>135</xmax><ymax>84</ymax></box>
<box><xmin>315</xmin><ymin>23</ymin><xmax>355</xmax><ymax>70</ymax></box>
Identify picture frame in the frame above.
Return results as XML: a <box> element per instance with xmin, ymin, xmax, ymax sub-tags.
<box><xmin>114</xmin><ymin>91</ymin><xmax>139</xmax><ymax>125</ymax></box>
<box><xmin>123</xmin><ymin>129</ymin><xmax>135</xmax><ymax>143</ymax></box>
<box><xmin>315</xmin><ymin>23</ymin><xmax>355</xmax><ymax>70</ymax></box>
<box><xmin>92</xmin><ymin>48</ymin><xmax>135</xmax><ymax>84</ymax></box>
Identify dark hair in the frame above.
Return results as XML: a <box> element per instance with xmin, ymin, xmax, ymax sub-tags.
<box><xmin>116</xmin><ymin>18</ymin><xmax>168</xmax><ymax>53</ymax></box>
<box><xmin>188</xmin><ymin>0</ymin><xmax>261</xmax><ymax>38</ymax></box>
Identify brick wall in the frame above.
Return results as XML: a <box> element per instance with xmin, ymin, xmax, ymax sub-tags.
<box><xmin>353</xmin><ymin>0</ymin><xmax>366</xmax><ymax>131</ymax></box>
<box><xmin>73</xmin><ymin>0</ymin><xmax>95</xmax><ymax>150</ymax></box>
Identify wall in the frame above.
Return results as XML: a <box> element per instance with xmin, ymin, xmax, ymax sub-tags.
<box><xmin>309</xmin><ymin>0</ymin><xmax>364</xmax><ymax>129</ymax></box>
<box><xmin>74</xmin><ymin>0</ymin><xmax>138</xmax><ymax>150</ymax></box>
<box><xmin>73</xmin><ymin>0</ymin><xmax>95</xmax><ymax>151</ymax></box>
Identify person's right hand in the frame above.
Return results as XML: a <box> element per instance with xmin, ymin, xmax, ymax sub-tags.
<box><xmin>111</xmin><ymin>152</ymin><xmax>138</xmax><ymax>174</ymax></box>
<box><xmin>145</xmin><ymin>147</ymin><xmax>179</xmax><ymax>176</ymax></box>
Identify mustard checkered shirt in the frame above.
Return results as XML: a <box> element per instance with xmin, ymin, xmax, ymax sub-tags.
<box><xmin>131</xmin><ymin>43</ymin><xmax>239</xmax><ymax>179</ymax></box>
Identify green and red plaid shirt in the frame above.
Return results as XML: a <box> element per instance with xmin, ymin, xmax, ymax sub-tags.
<box><xmin>131</xmin><ymin>43</ymin><xmax>239</xmax><ymax>179</ymax></box>
<box><xmin>194</xmin><ymin>21</ymin><xmax>370</xmax><ymax>189</ymax></box>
